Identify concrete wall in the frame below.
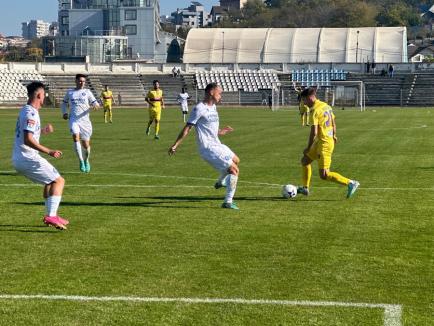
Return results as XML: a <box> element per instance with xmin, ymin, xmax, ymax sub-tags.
<box><xmin>4</xmin><ymin>61</ymin><xmax>434</xmax><ymax>74</ymax></box>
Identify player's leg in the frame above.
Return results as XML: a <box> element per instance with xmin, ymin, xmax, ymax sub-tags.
<box><xmin>80</xmin><ymin>122</ymin><xmax>93</xmax><ymax>173</ymax></box>
<box><xmin>222</xmin><ymin>162</ymin><xmax>239</xmax><ymax>209</ymax></box>
<box><xmin>298</xmin><ymin>154</ymin><xmax>313</xmax><ymax>196</ymax></box>
<box><xmin>108</xmin><ymin>106</ymin><xmax>113</xmax><ymax>123</ymax></box>
<box><xmin>318</xmin><ymin>144</ymin><xmax>360</xmax><ymax>198</ymax></box>
<box><xmin>104</xmin><ymin>107</ymin><xmax>108</xmax><ymax>123</ymax></box>
<box><xmin>154</xmin><ymin>109</ymin><xmax>161</xmax><ymax>139</ymax></box>
<box><xmin>146</xmin><ymin>109</ymin><xmax>154</xmax><ymax>136</ymax></box>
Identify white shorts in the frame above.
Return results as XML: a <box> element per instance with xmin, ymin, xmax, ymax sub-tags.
<box><xmin>70</xmin><ymin>119</ymin><xmax>92</xmax><ymax>141</ymax></box>
<box><xmin>181</xmin><ymin>104</ymin><xmax>188</xmax><ymax>113</ymax></box>
<box><xmin>200</xmin><ymin>144</ymin><xmax>235</xmax><ymax>172</ymax></box>
<box><xmin>13</xmin><ymin>156</ymin><xmax>60</xmax><ymax>185</ymax></box>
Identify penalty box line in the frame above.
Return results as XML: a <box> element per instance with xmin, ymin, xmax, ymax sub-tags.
<box><xmin>0</xmin><ymin>294</ymin><xmax>402</xmax><ymax>326</ymax></box>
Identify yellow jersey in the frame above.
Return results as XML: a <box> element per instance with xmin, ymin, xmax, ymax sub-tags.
<box><xmin>311</xmin><ymin>99</ymin><xmax>335</xmax><ymax>143</ymax></box>
<box><xmin>147</xmin><ymin>89</ymin><xmax>163</xmax><ymax>110</ymax></box>
<box><xmin>101</xmin><ymin>90</ymin><xmax>113</xmax><ymax>105</ymax></box>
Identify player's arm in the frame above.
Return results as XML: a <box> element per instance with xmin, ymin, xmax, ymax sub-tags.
<box><xmin>304</xmin><ymin>124</ymin><xmax>317</xmax><ymax>155</ymax></box>
<box><xmin>89</xmin><ymin>92</ymin><xmax>100</xmax><ymax>110</ymax></box>
<box><xmin>23</xmin><ymin>131</ymin><xmax>62</xmax><ymax>158</ymax></box>
<box><xmin>331</xmin><ymin>114</ymin><xmax>337</xmax><ymax>143</ymax></box>
<box><xmin>61</xmin><ymin>92</ymin><xmax>69</xmax><ymax>120</ymax></box>
<box><xmin>168</xmin><ymin>124</ymin><xmax>193</xmax><ymax>155</ymax></box>
<box><xmin>161</xmin><ymin>93</ymin><xmax>165</xmax><ymax>109</ymax></box>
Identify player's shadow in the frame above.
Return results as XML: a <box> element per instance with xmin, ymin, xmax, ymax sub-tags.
<box><xmin>0</xmin><ymin>224</ymin><xmax>58</xmax><ymax>233</ymax></box>
<box><xmin>0</xmin><ymin>172</ymin><xmax>17</xmax><ymax>176</ymax></box>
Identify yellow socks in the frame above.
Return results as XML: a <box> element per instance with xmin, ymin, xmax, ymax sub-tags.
<box><xmin>302</xmin><ymin>164</ymin><xmax>312</xmax><ymax>188</ymax></box>
<box><xmin>326</xmin><ymin>172</ymin><xmax>350</xmax><ymax>185</ymax></box>
<box><xmin>155</xmin><ymin>121</ymin><xmax>160</xmax><ymax>135</ymax></box>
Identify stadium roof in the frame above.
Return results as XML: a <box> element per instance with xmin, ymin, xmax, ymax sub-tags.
<box><xmin>183</xmin><ymin>27</ymin><xmax>408</xmax><ymax>63</ymax></box>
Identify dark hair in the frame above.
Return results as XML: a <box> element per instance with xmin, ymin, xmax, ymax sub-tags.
<box><xmin>205</xmin><ymin>83</ymin><xmax>219</xmax><ymax>94</ymax></box>
<box><xmin>75</xmin><ymin>73</ymin><xmax>87</xmax><ymax>80</ymax></box>
<box><xmin>27</xmin><ymin>81</ymin><xmax>45</xmax><ymax>98</ymax></box>
<box><xmin>181</xmin><ymin>87</ymin><xmax>185</xmax><ymax>93</ymax></box>
<box><xmin>300</xmin><ymin>87</ymin><xmax>317</xmax><ymax>98</ymax></box>
<box><xmin>153</xmin><ymin>80</ymin><xmax>159</xmax><ymax>84</ymax></box>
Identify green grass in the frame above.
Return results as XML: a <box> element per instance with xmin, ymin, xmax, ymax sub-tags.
<box><xmin>0</xmin><ymin>106</ymin><xmax>433</xmax><ymax>325</ymax></box>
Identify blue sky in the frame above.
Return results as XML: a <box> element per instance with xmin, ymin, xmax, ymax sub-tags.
<box><xmin>0</xmin><ymin>0</ymin><xmax>217</xmax><ymax>36</ymax></box>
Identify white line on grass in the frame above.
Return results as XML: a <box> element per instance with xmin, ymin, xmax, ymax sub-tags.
<box><xmin>1</xmin><ymin>171</ymin><xmax>432</xmax><ymax>190</ymax></box>
<box><xmin>0</xmin><ymin>294</ymin><xmax>402</xmax><ymax>326</ymax></box>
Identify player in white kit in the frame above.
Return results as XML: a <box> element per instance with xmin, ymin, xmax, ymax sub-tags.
<box><xmin>61</xmin><ymin>74</ymin><xmax>100</xmax><ymax>173</ymax></box>
<box><xmin>177</xmin><ymin>88</ymin><xmax>190</xmax><ymax>122</ymax></box>
<box><xmin>169</xmin><ymin>83</ymin><xmax>240</xmax><ymax>210</ymax></box>
<box><xmin>12</xmin><ymin>82</ymin><xmax>68</xmax><ymax>230</ymax></box>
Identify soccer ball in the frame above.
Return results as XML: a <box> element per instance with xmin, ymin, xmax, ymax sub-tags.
<box><xmin>282</xmin><ymin>184</ymin><xmax>297</xmax><ymax>199</ymax></box>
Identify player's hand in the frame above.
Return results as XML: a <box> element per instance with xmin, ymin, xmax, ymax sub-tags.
<box><xmin>303</xmin><ymin>148</ymin><xmax>310</xmax><ymax>155</ymax></box>
<box><xmin>333</xmin><ymin>135</ymin><xmax>338</xmax><ymax>143</ymax></box>
<box><xmin>218</xmin><ymin>126</ymin><xmax>234</xmax><ymax>136</ymax></box>
<box><xmin>63</xmin><ymin>113</ymin><xmax>69</xmax><ymax>120</ymax></box>
<box><xmin>49</xmin><ymin>150</ymin><xmax>62</xmax><ymax>158</ymax></box>
<box><xmin>41</xmin><ymin>124</ymin><xmax>54</xmax><ymax>134</ymax></box>
<box><xmin>168</xmin><ymin>145</ymin><xmax>177</xmax><ymax>155</ymax></box>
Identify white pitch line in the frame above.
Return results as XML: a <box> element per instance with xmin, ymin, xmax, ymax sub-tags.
<box><xmin>0</xmin><ymin>183</ymin><xmax>432</xmax><ymax>191</ymax></box>
<box><xmin>0</xmin><ymin>294</ymin><xmax>401</xmax><ymax>326</ymax></box>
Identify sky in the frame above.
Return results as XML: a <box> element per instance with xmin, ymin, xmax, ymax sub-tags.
<box><xmin>0</xmin><ymin>0</ymin><xmax>218</xmax><ymax>37</ymax></box>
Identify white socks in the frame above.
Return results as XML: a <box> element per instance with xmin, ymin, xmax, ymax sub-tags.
<box><xmin>74</xmin><ymin>142</ymin><xmax>84</xmax><ymax>161</ymax></box>
<box><xmin>224</xmin><ymin>174</ymin><xmax>238</xmax><ymax>204</ymax></box>
<box><xmin>217</xmin><ymin>172</ymin><xmax>229</xmax><ymax>186</ymax></box>
<box><xmin>45</xmin><ymin>196</ymin><xmax>61</xmax><ymax>217</ymax></box>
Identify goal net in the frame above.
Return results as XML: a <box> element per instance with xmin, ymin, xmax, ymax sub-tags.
<box><xmin>329</xmin><ymin>81</ymin><xmax>365</xmax><ymax>111</ymax></box>
<box><xmin>271</xmin><ymin>83</ymin><xmax>281</xmax><ymax>111</ymax></box>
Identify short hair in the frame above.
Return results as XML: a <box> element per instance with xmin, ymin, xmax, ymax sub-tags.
<box><xmin>181</xmin><ymin>87</ymin><xmax>185</xmax><ymax>93</ymax></box>
<box><xmin>27</xmin><ymin>81</ymin><xmax>45</xmax><ymax>98</ymax></box>
<box><xmin>75</xmin><ymin>73</ymin><xmax>87</xmax><ymax>80</ymax></box>
<box><xmin>153</xmin><ymin>80</ymin><xmax>159</xmax><ymax>84</ymax></box>
<box><xmin>300</xmin><ymin>87</ymin><xmax>317</xmax><ymax>98</ymax></box>
<box><xmin>205</xmin><ymin>83</ymin><xmax>219</xmax><ymax>94</ymax></box>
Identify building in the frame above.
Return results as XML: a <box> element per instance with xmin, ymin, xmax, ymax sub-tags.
<box><xmin>171</xmin><ymin>2</ymin><xmax>211</xmax><ymax>28</ymax></box>
<box><xmin>44</xmin><ymin>0</ymin><xmax>173</xmax><ymax>63</ymax></box>
<box><xmin>22</xmin><ymin>20</ymin><xmax>50</xmax><ymax>39</ymax></box>
<box><xmin>220</xmin><ymin>0</ymin><xmax>248</xmax><ymax>10</ymax></box>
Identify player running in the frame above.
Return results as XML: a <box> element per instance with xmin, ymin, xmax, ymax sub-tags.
<box><xmin>12</xmin><ymin>82</ymin><xmax>68</xmax><ymax>230</ymax></box>
<box><xmin>100</xmin><ymin>85</ymin><xmax>114</xmax><ymax>123</ymax></box>
<box><xmin>297</xmin><ymin>87</ymin><xmax>359</xmax><ymax>198</ymax></box>
<box><xmin>145</xmin><ymin>80</ymin><xmax>165</xmax><ymax>140</ymax></box>
<box><xmin>177</xmin><ymin>88</ymin><xmax>190</xmax><ymax>122</ymax></box>
<box><xmin>61</xmin><ymin>74</ymin><xmax>100</xmax><ymax>173</ymax></box>
<box><xmin>168</xmin><ymin>83</ymin><xmax>240</xmax><ymax>210</ymax></box>
<box><xmin>293</xmin><ymin>82</ymin><xmax>310</xmax><ymax>126</ymax></box>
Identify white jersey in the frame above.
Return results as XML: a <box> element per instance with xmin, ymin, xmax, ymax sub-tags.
<box><xmin>12</xmin><ymin>104</ymin><xmax>41</xmax><ymax>161</ymax></box>
<box><xmin>177</xmin><ymin>92</ymin><xmax>189</xmax><ymax>111</ymax></box>
<box><xmin>187</xmin><ymin>102</ymin><xmax>221</xmax><ymax>151</ymax></box>
<box><xmin>61</xmin><ymin>88</ymin><xmax>98</xmax><ymax>122</ymax></box>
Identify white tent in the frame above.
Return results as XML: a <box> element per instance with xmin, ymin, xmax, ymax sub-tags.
<box><xmin>183</xmin><ymin>27</ymin><xmax>407</xmax><ymax>63</ymax></box>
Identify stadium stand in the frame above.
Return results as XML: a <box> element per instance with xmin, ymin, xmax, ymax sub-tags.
<box><xmin>195</xmin><ymin>70</ymin><xmax>280</xmax><ymax>92</ymax></box>
<box><xmin>0</xmin><ymin>70</ymin><xmax>44</xmax><ymax>103</ymax></box>
<box><xmin>290</xmin><ymin>69</ymin><xmax>347</xmax><ymax>87</ymax></box>
<box><xmin>92</xmin><ymin>74</ymin><xmax>146</xmax><ymax>106</ymax></box>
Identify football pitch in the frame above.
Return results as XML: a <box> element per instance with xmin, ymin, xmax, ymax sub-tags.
<box><xmin>0</xmin><ymin>106</ymin><xmax>432</xmax><ymax>325</ymax></box>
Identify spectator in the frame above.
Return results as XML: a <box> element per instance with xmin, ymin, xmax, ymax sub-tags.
<box><xmin>366</xmin><ymin>60</ymin><xmax>370</xmax><ymax>74</ymax></box>
<box><xmin>172</xmin><ymin>66</ymin><xmax>177</xmax><ymax>78</ymax></box>
<box><xmin>380</xmin><ymin>68</ymin><xmax>387</xmax><ymax>77</ymax></box>
<box><xmin>177</xmin><ymin>68</ymin><xmax>181</xmax><ymax>77</ymax></box>
<box><xmin>371</xmin><ymin>61</ymin><xmax>376</xmax><ymax>74</ymax></box>
<box><xmin>118</xmin><ymin>93</ymin><xmax>122</xmax><ymax>105</ymax></box>
<box><xmin>268</xmin><ymin>93</ymin><xmax>272</xmax><ymax>110</ymax></box>
<box><xmin>388</xmin><ymin>64</ymin><xmax>394</xmax><ymax>78</ymax></box>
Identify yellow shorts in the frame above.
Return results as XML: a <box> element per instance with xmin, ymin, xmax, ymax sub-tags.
<box><xmin>103</xmin><ymin>104</ymin><xmax>112</xmax><ymax>111</ymax></box>
<box><xmin>306</xmin><ymin>140</ymin><xmax>334</xmax><ymax>170</ymax></box>
<box><xmin>299</xmin><ymin>104</ymin><xmax>310</xmax><ymax>114</ymax></box>
<box><xmin>149</xmin><ymin>107</ymin><xmax>161</xmax><ymax>121</ymax></box>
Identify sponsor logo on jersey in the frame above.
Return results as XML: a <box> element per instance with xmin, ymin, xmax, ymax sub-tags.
<box><xmin>26</xmin><ymin>119</ymin><xmax>36</xmax><ymax>128</ymax></box>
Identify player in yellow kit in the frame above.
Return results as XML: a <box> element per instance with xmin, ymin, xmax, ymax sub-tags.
<box><xmin>297</xmin><ymin>87</ymin><xmax>359</xmax><ymax>198</ymax></box>
<box><xmin>293</xmin><ymin>82</ymin><xmax>310</xmax><ymax>126</ymax></box>
<box><xmin>145</xmin><ymin>80</ymin><xmax>165</xmax><ymax>140</ymax></box>
<box><xmin>100</xmin><ymin>85</ymin><xmax>114</xmax><ymax>123</ymax></box>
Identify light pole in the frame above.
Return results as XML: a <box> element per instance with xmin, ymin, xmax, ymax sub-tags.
<box><xmin>222</xmin><ymin>31</ymin><xmax>225</xmax><ymax>64</ymax></box>
<box><xmin>356</xmin><ymin>30</ymin><xmax>360</xmax><ymax>63</ymax></box>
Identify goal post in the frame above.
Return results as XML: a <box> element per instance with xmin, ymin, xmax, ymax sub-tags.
<box><xmin>329</xmin><ymin>81</ymin><xmax>366</xmax><ymax>111</ymax></box>
<box><xmin>271</xmin><ymin>82</ymin><xmax>281</xmax><ymax>111</ymax></box>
